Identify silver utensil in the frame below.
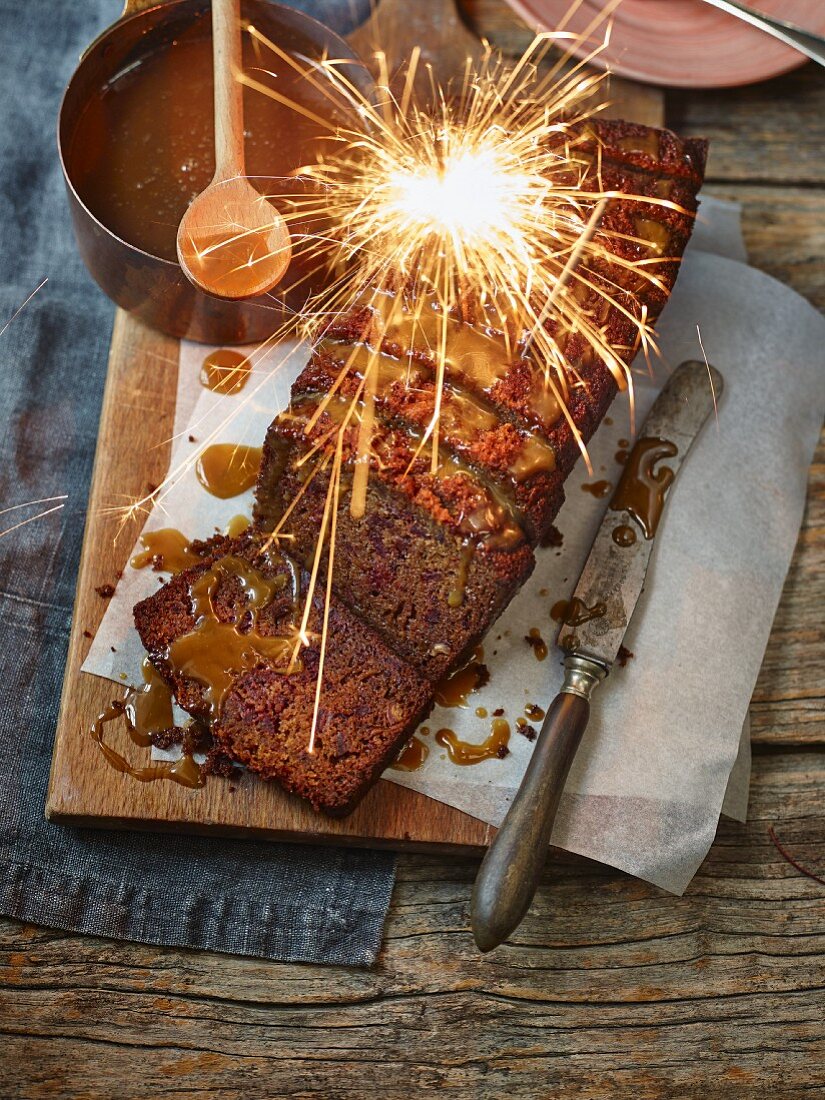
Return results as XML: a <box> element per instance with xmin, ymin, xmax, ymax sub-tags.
<box><xmin>699</xmin><ymin>0</ymin><xmax>825</xmax><ymax>67</ymax></box>
<box><xmin>470</xmin><ymin>360</ymin><xmax>723</xmax><ymax>953</ymax></box>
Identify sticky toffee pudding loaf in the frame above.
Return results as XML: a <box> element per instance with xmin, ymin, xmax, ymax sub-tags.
<box><xmin>135</xmin><ymin>120</ymin><xmax>707</xmax><ymax>815</ymax></box>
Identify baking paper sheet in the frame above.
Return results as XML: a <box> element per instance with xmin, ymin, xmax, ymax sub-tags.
<box><xmin>83</xmin><ymin>198</ymin><xmax>824</xmax><ymax>893</ymax></box>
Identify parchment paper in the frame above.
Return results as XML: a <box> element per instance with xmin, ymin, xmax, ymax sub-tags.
<box><xmin>84</xmin><ymin>198</ymin><xmax>824</xmax><ymax>893</ymax></box>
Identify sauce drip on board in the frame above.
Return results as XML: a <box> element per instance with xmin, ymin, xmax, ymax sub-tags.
<box><xmin>201</xmin><ymin>349</ymin><xmax>252</xmax><ymax>394</ymax></box>
<box><xmin>434</xmin><ymin>645</ymin><xmax>487</xmax><ymax>708</ymax></box>
<box><xmin>67</xmin><ymin>11</ymin><xmax>338</xmax><ymax>263</ymax></box>
<box><xmin>609</xmin><ymin>437</ymin><xmax>679</xmax><ymax>539</ymax></box>
<box><xmin>436</xmin><ymin>718</ymin><xmax>510</xmax><ymax>765</ymax></box>
<box><xmin>131</xmin><ymin>528</ymin><xmax>202</xmax><ymax>574</ymax></box>
<box><xmin>196</xmin><ymin>444</ymin><xmax>262</xmax><ymax>499</ymax></box>
<box><xmin>390</xmin><ymin>735</ymin><xmax>429</xmax><ymax>772</ymax></box>
<box><xmin>167</xmin><ymin>553</ymin><xmax>298</xmax><ymax>719</ymax></box>
<box><xmin>91</xmin><ymin>659</ymin><xmax>204</xmax><ymax>789</ymax></box>
<box><xmin>551</xmin><ymin>597</ymin><xmax>607</xmax><ymax>627</ymax></box>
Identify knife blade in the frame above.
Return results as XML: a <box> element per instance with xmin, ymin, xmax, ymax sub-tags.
<box><xmin>556</xmin><ymin>359</ymin><xmax>723</xmax><ymax>665</ymax></box>
<box><xmin>471</xmin><ymin>359</ymin><xmax>723</xmax><ymax>953</ymax></box>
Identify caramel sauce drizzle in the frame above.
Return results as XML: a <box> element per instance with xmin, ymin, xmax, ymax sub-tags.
<box><xmin>551</xmin><ymin>597</ymin><xmax>607</xmax><ymax>627</ymax></box>
<box><xmin>448</xmin><ymin>544</ymin><xmax>475</xmax><ymax>609</ymax></box>
<box><xmin>225</xmin><ymin>514</ymin><xmax>251</xmax><ymax>538</ymax></box>
<box><xmin>609</xmin><ymin>436</ymin><xmax>679</xmax><ymax>539</ymax></box>
<box><xmin>526</xmin><ymin>627</ymin><xmax>548</xmax><ymax>661</ymax></box>
<box><xmin>290</xmin><ymin>393</ymin><xmax>525</xmax><ymax>550</ymax></box>
<box><xmin>131</xmin><ymin>528</ymin><xmax>202</xmax><ymax>574</ymax></box>
<box><xmin>91</xmin><ymin>659</ymin><xmax>204</xmax><ymax>789</ymax></box>
<box><xmin>436</xmin><ymin>717</ymin><xmax>510</xmax><ymax>765</ymax></box>
<box><xmin>196</xmin><ymin>444</ymin><xmax>263</xmax><ymax>499</ymax></box>
<box><xmin>391</xmin><ymin>735</ymin><xmax>429</xmax><ymax>772</ymax></box>
<box><xmin>434</xmin><ymin>645</ymin><xmax>486</xmax><ymax>708</ymax></box>
<box><xmin>318</xmin><ymin>337</ymin><xmax>557</xmax><ymax>485</ymax></box>
<box><xmin>167</xmin><ymin>554</ymin><xmax>298</xmax><ymax>720</ymax></box>
<box><xmin>581</xmin><ymin>479</ymin><xmax>612</xmax><ymax>498</ymax></box>
<box><xmin>612</xmin><ymin>524</ymin><xmax>637</xmax><ymax>548</ymax></box>
<box><xmin>200</xmin><ymin>349</ymin><xmax>252</xmax><ymax>395</ymax></box>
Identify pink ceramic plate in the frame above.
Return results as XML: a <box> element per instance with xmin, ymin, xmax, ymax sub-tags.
<box><xmin>503</xmin><ymin>0</ymin><xmax>825</xmax><ymax>87</ymax></box>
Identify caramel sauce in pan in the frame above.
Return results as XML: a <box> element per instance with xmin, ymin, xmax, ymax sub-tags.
<box><xmin>196</xmin><ymin>444</ymin><xmax>262</xmax><ymax>499</ymax></box>
<box><xmin>67</xmin><ymin>12</ymin><xmax>333</xmax><ymax>263</ymax></box>
<box><xmin>435</xmin><ymin>645</ymin><xmax>486</xmax><ymax>708</ymax></box>
<box><xmin>91</xmin><ymin>659</ymin><xmax>204</xmax><ymax>789</ymax></box>
<box><xmin>391</xmin><ymin>735</ymin><xmax>429</xmax><ymax>772</ymax></box>
<box><xmin>551</xmin><ymin>597</ymin><xmax>606</xmax><ymax>627</ymax></box>
<box><xmin>168</xmin><ymin>554</ymin><xmax>297</xmax><ymax>719</ymax></box>
<box><xmin>609</xmin><ymin>437</ymin><xmax>678</xmax><ymax>539</ymax></box>
<box><xmin>612</xmin><ymin>524</ymin><xmax>637</xmax><ymax>548</ymax></box>
<box><xmin>526</xmin><ymin>627</ymin><xmax>548</xmax><ymax>661</ymax></box>
<box><xmin>581</xmin><ymin>479</ymin><xmax>612</xmax><ymax>498</ymax></box>
<box><xmin>224</xmin><ymin>514</ymin><xmax>252</xmax><ymax>538</ymax></box>
<box><xmin>201</xmin><ymin>349</ymin><xmax>252</xmax><ymax>395</ymax></box>
<box><xmin>436</xmin><ymin>717</ymin><xmax>510</xmax><ymax>765</ymax></box>
<box><xmin>131</xmin><ymin>528</ymin><xmax>201</xmax><ymax>574</ymax></box>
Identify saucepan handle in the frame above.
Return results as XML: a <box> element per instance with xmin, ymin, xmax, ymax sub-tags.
<box><xmin>470</xmin><ymin>655</ymin><xmax>606</xmax><ymax>952</ymax></box>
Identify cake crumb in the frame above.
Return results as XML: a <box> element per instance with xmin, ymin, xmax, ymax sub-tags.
<box><xmin>95</xmin><ymin>583</ymin><xmax>115</xmax><ymax>599</ymax></box>
<box><xmin>82</xmin><ymin>629</ymin><xmax>92</xmax><ymax>639</ymax></box>
<box><xmin>149</xmin><ymin>727</ymin><xmax>184</xmax><ymax>750</ymax></box>
<box><xmin>496</xmin><ymin>743</ymin><xmax>510</xmax><ymax>759</ymax></box>
<box><xmin>201</xmin><ymin>748</ymin><xmax>240</xmax><ymax>779</ymax></box>
<box><xmin>520</xmin><ymin>724</ymin><xmax>537</xmax><ymax>741</ymax></box>
<box><xmin>617</xmin><ymin>645</ymin><xmax>635</xmax><ymax>667</ymax></box>
<box><xmin>492</xmin><ymin>707</ymin><xmax>504</xmax><ymax>717</ymax></box>
<box><xmin>540</xmin><ymin>525</ymin><xmax>563</xmax><ymax>549</ymax></box>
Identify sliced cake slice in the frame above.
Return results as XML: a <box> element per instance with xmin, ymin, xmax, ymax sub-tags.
<box><xmin>134</xmin><ymin>530</ymin><xmax>433</xmax><ymax>814</ymax></box>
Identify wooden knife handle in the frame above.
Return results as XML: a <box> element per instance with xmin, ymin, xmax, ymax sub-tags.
<box><xmin>470</xmin><ymin>655</ymin><xmax>606</xmax><ymax>953</ymax></box>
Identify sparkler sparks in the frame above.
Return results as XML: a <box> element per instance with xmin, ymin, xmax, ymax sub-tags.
<box><xmin>110</xmin><ymin>19</ymin><xmax>695</xmax><ymax>759</ymax></box>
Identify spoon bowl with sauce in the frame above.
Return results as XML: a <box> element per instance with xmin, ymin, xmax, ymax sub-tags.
<box><xmin>177</xmin><ymin>0</ymin><xmax>292</xmax><ymax>300</ymax></box>
<box><xmin>59</xmin><ymin>0</ymin><xmax>371</xmax><ymax>343</ymax></box>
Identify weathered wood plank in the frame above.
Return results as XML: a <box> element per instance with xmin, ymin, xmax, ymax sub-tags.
<box><xmin>2</xmin><ymin>751</ymin><xmax>823</xmax><ymax>1098</ymax></box>
<box><xmin>707</xmin><ymin>184</ymin><xmax>825</xmax><ymax>311</ymax></box>
<box><xmin>669</xmin><ymin>67</ymin><xmax>825</xmax><ymax>186</ymax></box>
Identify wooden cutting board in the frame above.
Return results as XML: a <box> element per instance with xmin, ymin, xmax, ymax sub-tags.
<box><xmin>46</xmin><ymin>0</ymin><xmax>664</xmax><ymax>851</ymax></box>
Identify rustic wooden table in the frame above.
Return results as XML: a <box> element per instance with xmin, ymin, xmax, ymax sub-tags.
<box><xmin>2</xmin><ymin>2</ymin><xmax>823</xmax><ymax>1096</ymax></box>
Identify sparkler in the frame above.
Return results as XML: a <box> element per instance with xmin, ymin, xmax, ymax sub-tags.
<box><xmin>108</xmin><ymin>16</ymin><xmax>694</xmax><ymax>757</ymax></box>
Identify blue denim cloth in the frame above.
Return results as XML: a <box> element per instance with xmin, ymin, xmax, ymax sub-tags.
<box><xmin>0</xmin><ymin>0</ymin><xmax>394</xmax><ymax>967</ymax></box>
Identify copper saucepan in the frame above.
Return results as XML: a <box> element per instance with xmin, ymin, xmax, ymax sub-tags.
<box><xmin>58</xmin><ymin>0</ymin><xmax>371</xmax><ymax>344</ymax></box>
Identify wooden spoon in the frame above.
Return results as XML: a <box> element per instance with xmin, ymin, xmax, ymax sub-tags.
<box><xmin>177</xmin><ymin>0</ymin><xmax>292</xmax><ymax>300</ymax></box>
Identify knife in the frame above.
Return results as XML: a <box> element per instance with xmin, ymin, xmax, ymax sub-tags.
<box><xmin>470</xmin><ymin>359</ymin><xmax>724</xmax><ymax>952</ymax></box>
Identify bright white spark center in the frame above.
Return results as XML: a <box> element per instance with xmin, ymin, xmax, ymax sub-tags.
<box><xmin>385</xmin><ymin>148</ymin><xmax>517</xmax><ymax>244</ymax></box>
